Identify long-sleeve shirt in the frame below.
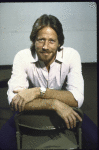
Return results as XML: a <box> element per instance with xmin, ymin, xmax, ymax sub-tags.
<box><xmin>7</xmin><ymin>47</ymin><xmax>84</xmax><ymax>108</ymax></box>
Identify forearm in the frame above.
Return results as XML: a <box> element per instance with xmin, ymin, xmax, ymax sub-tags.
<box><xmin>14</xmin><ymin>87</ymin><xmax>78</xmax><ymax>111</ymax></box>
<box><xmin>24</xmin><ymin>98</ymin><xmax>82</xmax><ymax>130</ymax></box>
<box><xmin>41</xmin><ymin>89</ymin><xmax>78</xmax><ymax>107</ymax></box>
<box><xmin>24</xmin><ymin>98</ymin><xmax>56</xmax><ymax>111</ymax></box>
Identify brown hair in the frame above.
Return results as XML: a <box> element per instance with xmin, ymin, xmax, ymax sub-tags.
<box><xmin>30</xmin><ymin>14</ymin><xmax>64</xmax><ymax>54</ymax></box>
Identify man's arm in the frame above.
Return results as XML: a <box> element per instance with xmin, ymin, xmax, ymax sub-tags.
<box><xmin>39</xmin><ymin>88</ymin><xmax>78</xmax><ymax>107</ymax></box>
<box><xmin>23</xmin><ymin>98</ymin><xmax>82</xmax><ymax>129</ymax></box>
<box><xmin>11</xmin><ymin>89</ymin><xmax>82</xmax><ymax>129</ymax></box>
<box><xmin>13</xmin><ymin>88</ymin><xmax>78</xmax><ymax>108</ymax></box>
<box><xmin>24</xmin><ymin>98</ymin><xmax>55</xmax><ymax>111</ymax></box>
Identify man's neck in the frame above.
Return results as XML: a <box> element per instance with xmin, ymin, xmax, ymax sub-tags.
<box><xmin>44</xmin><ymin>62</ymin><xmax>51</xmax><ymax>72</ymax></box>
<box><xmin>46</xmin><ymin>66</ymin><xmax>50</xmax><ymax>72</ymax></box>
<box><xmin>44</xmin><ymin>55</ymin><xmax>56</xmax><ymax>72</ymax></box>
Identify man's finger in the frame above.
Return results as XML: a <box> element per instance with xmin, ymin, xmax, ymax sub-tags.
<box><xmin>64</xmin><ymin>117</ymin><xmax>70</xmax><ymax>129</ymax></box>
<box><xmin>11</xmin><ymin>95</ymin><xmax>19</xmax><ymax>109</ymax></box>
<box><xmin>17</xmin><ymin>99</ymin><xmax>23</xmax><ymax>112</ymax></box>
<box><xmin>71</xmin><ymin>114</ymin><xmax>77</xmax><ymax>128</ymax></box>
<box><xmin>10</xmin><ymin>102</ymin><xmax>14</xmax><ymax>111</ymax></box>
<box><xmin>14</xmin><ymin>98</ymin><xmax>20</xmax><ymax>111</ymax></box>
<box><xmin>21</xmin><ymin>101</ymin><xmax>26</xmax><ymax>112</ymax></box>
<box><xmin>68</xmin><ymin>116</ymin><xmax>74</xmax><ymax>129</ymax></box>
<box><xmin>12</xmin><ymin>94</ymin><xmax>21</xmax><ymax>111</ymax></box>
<box><xmin>73</xmin><ymin>111</ymin><xmax>82</xmax><ymax>122</ymax></box>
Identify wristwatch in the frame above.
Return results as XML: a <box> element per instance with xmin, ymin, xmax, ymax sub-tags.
<box><xmin>40</xmin><ymin>87</ymin><xmax>46</xmax><ymax>96</ymax></box>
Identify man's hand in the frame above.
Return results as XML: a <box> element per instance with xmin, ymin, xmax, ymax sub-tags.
<box><xmin>54</xmin><ymin>100</ymin><xmax>82</xmax><ymax>129</ymax></box>
<box><xmin>10</xmin><ymin>88</ymin><xmax>40</xmax><ymax>112</ymax></box>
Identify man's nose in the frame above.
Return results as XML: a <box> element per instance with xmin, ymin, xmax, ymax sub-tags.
<box><xmin>43</xmin><ymin>40</ymin><xmax>49</xmax><ymax>49</ymax></box>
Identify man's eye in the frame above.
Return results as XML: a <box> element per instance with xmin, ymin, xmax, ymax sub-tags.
<box><xmin>38</xmin><ymin>39</ymin><xmax>44</xmax><ymax>43</ymax></box>
<box><xmin>50</xmin><ymin>40</ymin><xmax>55</xmax><ymax>43</ymax></box>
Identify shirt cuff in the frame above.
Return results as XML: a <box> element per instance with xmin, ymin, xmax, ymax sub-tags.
<box><xmin>7</xmin><ymin>90</ymin><xmax>17</xmax><ymax>105</ymax></box>
<box><xmin>69</xmin><ymin>90</ymin><xmax>84</xmax><ymax>108</ymax></box>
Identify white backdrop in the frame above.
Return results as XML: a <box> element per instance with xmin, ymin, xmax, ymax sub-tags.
<box><xmin>0</xmin><ymin>2</ymin><xmax>97</xmax><ymax>64</ymax></box>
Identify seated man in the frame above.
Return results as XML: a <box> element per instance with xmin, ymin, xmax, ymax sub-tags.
<box><xmin>1</xmin><ymin>14</ymin><xmax>91</xmax><ymax>149</ymax></box>
<box><xmin>8</xmin><ymin>14</ymin><xmax>84</xmax><ymax>130</ymax></box>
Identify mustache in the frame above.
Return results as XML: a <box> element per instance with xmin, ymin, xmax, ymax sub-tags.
<box><xmin>39</xmin><ymin>50</ymin><xmax>51</xmax><ymax>53</ymax></box>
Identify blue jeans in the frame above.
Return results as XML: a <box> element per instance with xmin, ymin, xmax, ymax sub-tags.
<box><xmin>0</xmin><ymin>112</ymin><xmax>98</xmax><ymax>150</ymax></box>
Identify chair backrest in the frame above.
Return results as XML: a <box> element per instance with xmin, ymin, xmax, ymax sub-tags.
<box><xmin>14</xmin><ymin>108</ymin><xmax>83</xmax><ymax>149</ymax></box>
<box><xmin>14</xmin><ymin>108</ymin><xmax>83</xmax><ymax>131</ymax></box>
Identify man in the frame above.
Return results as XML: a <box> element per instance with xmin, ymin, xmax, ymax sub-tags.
<box><xmin>8</xmin><ymin>14</ymin><xmax>84</xmax><ymax>130</ymax></box>
<box><xmin>0</xmin><ymin>14</ymin><xmax>85</xmax><ymax>149</ymax></box>
<box><xmin>0</xmin><ymin>14</ymin><xmax>97</xmax><ymax>150</ymax></box>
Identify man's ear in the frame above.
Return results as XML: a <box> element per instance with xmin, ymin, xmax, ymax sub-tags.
<box><xmin>58</xmin><ymin>44</ymin><xmax>60</xmax><ymax>47</ymax></box>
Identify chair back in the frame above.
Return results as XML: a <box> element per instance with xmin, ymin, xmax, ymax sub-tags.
<box><xmin>14</xmin><ymin>108</ymin><xmax>83</xmax><ymax>130</ymax></box>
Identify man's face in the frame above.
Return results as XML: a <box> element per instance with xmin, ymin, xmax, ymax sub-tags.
<box><xmin>35</xmin><ymin>27</ymin><xmax>60</xmax><ymax>65</ymax></box>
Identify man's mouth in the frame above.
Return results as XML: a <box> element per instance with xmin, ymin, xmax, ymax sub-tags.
<box><xmin>40</xmin><ymin>52</ymin><xmax>51</xmax><ymax>55</ymax></box>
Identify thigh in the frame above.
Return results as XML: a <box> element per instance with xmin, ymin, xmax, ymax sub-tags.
<box><xmin>0</xmin><ymin>111</ymin><xmax>19</xmax><ymax>150</ymax></box>
<box><xmin>82</xmin><ymin>113</ymin><xmax>98</xmax><ymax>149</ymax></box>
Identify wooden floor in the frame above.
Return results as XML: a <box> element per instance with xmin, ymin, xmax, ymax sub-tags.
<box><xmin>0</xmin><ymin>63</ymin><xmax>97</xmax><ymax>130</ymax></box>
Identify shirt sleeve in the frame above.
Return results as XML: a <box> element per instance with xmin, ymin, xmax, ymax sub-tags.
<box><xmin>66</xmin><ymin>50</ymin><xmax>84</xmax><ymax>108</ymax></box>
<box><xmin>7</xmin><ymin>51</ymin><xmax>29</xmax><ymax>105</ymax></box>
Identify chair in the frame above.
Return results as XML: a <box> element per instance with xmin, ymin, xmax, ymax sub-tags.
<box><xmin>14</xmin><ymin>107</ymin><xmax>83</xmax><ymax>149</ymax></box>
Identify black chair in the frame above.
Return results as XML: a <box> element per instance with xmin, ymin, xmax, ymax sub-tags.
<box><xmin>14</xmin><ymin>107</ymin><xmax>83</xmax><ymax>149</ymax></box>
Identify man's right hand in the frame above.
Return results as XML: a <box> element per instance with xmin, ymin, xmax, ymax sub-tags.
<box><xmin>10</xmin><ymin>87</ymin><xmax>40</xmax><ymax>112</ymax></box>
<box><xmin>10</xmin><ymin>91</ymin><xmax>25</xmax><ymax>112</ymax></box>
<box><xmin>54</xmin><ymin>100</ymin><xmax>82</xmax><ymax>129</ymax></box>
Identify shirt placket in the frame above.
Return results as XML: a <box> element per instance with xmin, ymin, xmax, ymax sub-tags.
<box><xmin>38</xmin><ymin>61</ymin><xmax>49</xmax><ymax>88</ymax></box>
<box><xmin>47</xmin><ymin>62</ymin><xmax>57</xmax><ymax>89</ymax></box>
<box><xmin>42</xmin><ymin>67</ymin><xmax>49</xmax><ymax>88</ymax></box>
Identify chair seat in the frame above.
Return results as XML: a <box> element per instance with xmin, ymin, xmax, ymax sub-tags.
<box><xmin>21</xmin><ymin>129</ymin><xmax>78</xmax><ymax>149</ymax></box>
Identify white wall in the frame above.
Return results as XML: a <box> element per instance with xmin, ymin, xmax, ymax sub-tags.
<box><xmin>0</xmin><ymin>2</ymin><xmax>97</xmax><ymax>65</ymax></box>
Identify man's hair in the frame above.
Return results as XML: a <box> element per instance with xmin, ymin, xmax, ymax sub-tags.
<box><xmin>30</xmin><ymin>14</ymin><xmax>64</xmax><ymax>53</ymax></box>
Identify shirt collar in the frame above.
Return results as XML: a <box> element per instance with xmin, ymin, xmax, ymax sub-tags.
<box><xmin>30</xmin><ymin>49</ymin><xmax>64</xmax><ymax>63</ymax></box>
<box><xmin>30</xmin><ymin>51</ymin><xmax>39</xmax><ymax>63</ymax></box>
<box><xmin>55</xmin><ymin>50</ymin><xmax>63</xmax><ymax>63</ymax></box>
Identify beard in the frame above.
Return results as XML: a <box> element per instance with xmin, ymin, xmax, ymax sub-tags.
<box><xmin>35</xmin><ymin>47</ymin><xmax>58</xmax><ymax>66</ymax></box>
<box><xmin>38</xmin><ymin>51</ymin><xmax>57</xmax><ymax>65</ymax></box>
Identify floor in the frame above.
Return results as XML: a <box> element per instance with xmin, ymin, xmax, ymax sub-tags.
<box><xmin>0</xmin><ymin>63</ymin><xmax>97</xmax><ymax>130</ymax></box>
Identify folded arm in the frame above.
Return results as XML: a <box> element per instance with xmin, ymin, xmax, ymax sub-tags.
<box><xmin>39</xmin><ymin>88</ymin><xmax>78</xmax><ymax>107</ymax></box>
<box><xmin>24</xmin><ymin>98</ymin><xmax>82</xmax><ymax>130</ymax></box>
<box><xmin>10</xmin><ymin>94</ymin><xmax>82</xmax><ymax>129</ymax></box>
<box><xmin>12</xmin><ymin>87</ymin><xmax>78</xmax><ymax>109</ymax></box>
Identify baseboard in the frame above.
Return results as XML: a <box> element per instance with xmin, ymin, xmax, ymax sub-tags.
<box><xmin>0</xmin><ymin>65</ymin><xmax>12</xmax><ymax>70</ymax></box>
<box><xmin>0</xmin><ymin>63</ymin><xmax>97</xmax><ymax>70</ymax></box>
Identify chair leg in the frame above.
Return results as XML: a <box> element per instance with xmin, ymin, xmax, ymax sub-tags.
<box><xmin>20</xmin><ymin>134</ymin><xmax>22</xmax><ymax>149</ymax></box>
<box><xmin>78</xmin><ymin>128</ymin><xmax>82</xmax><ymax>149</ymax></box>
<box><xmin>16</xmin><ymin>131</ymin><xmax>21</xmax><ymax>150</ymax></box>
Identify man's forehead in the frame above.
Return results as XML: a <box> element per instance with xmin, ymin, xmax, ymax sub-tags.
<box><xmin>36</xmin><ymin>27</ymin><xmax>58</xmax><ymax>39</ymax></box>
<box><xmin>37</xmin><ymin>27</ymin><xmax>57</xmax><ymax>35</ymax></box>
